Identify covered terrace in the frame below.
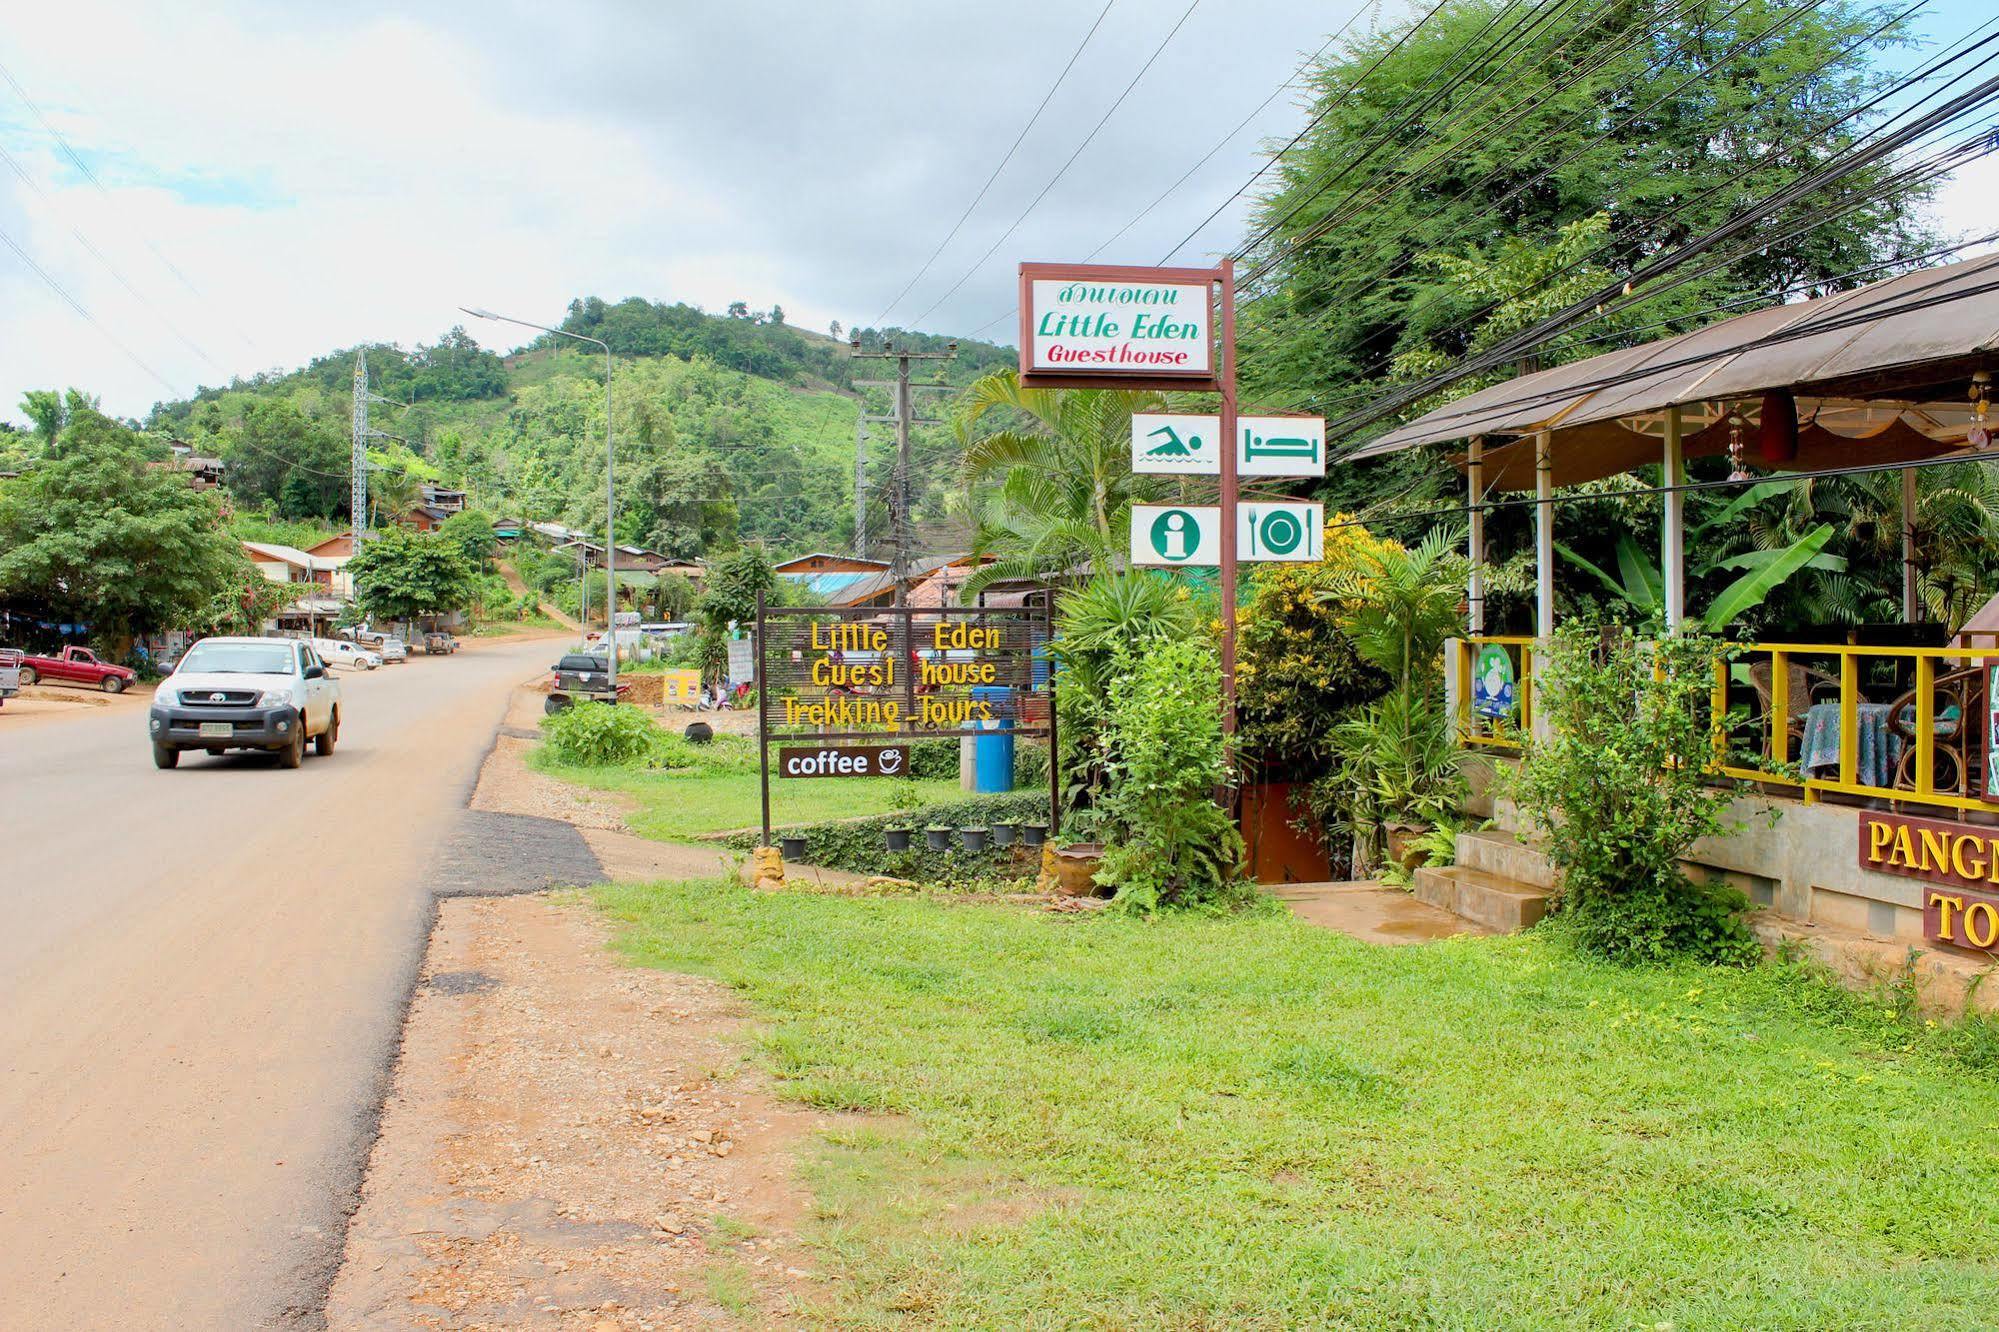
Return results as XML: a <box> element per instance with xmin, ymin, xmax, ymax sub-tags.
<box><xmin>1356</xmin><ymin>252</ymin><xmax>1999</xmax><ymax>817</ymax></box>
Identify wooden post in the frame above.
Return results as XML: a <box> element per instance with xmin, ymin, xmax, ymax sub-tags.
<box><xmin>1902</xmin><ymin>467</ymin><xmax>1919</xmax><ymax>621</ymax></box>
<box><xmin>1467</xmin><ymin>436</ymin><xmax>1485</xmax><ymax>635</ymax></box>
<box><xmin>1534</xmin><ymin>430</ymin><xmax>1554</xmax><ymax>639</ymax></box>
<box><xmin>1663</xmin><ymin>405</ymin><xmax>1685</xmax><ymax>632</ymax></box>
<box><xmin>755</xmin><ymin>591</ymin><xmax>771</xmax><ymax>847</ymax></box>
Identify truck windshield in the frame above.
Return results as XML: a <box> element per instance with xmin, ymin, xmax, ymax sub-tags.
<box><xmin>177</xmin><ymin>642</ymin><xmax>294</xmax><ymax>675</ymax></box>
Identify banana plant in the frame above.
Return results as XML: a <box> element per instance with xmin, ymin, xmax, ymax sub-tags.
<box><xmin>1557</xmin><ymin>508</ymin><xmax>1840</xmax><ymax>632</ymax></box>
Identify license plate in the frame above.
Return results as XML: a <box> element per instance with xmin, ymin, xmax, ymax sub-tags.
<box><xmin>198</xmin><ymin>722</ymin><xmax>232</xmax><ymax>739</ymax></box>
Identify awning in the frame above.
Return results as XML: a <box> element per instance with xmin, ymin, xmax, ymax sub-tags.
<box><xmin>1348</xmin><ymin>252</ymin><xmax>1999</xmax><ymax>489</ymax></box>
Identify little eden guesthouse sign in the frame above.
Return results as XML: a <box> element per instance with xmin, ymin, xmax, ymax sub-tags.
<box><xmin>1018</xmin><ymin>263</ymin><xmax>1219</xmax><ymax>391</ymax></box>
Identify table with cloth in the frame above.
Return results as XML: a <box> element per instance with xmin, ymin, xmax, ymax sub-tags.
<box><xmin>1798</xmin><ymin>701</ymin><xmax>1904</xmax><ymax>788</ymax></box>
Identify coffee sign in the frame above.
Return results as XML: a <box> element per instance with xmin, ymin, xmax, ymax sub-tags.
<box><xmin>778</xmin><ymin>745</ymin><xmax>908</xmax><ymax>779</ymax></box>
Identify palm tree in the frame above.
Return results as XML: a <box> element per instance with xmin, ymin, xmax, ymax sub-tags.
<box><xmin>953</xmin><ymin>370</ymin><xmax>1169</xmax><ymax>601</ymax></box>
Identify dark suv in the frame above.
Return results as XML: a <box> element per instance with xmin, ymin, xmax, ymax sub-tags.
<box><xmin>546</xmin><ymin>652</ymin><xmax>630</xmax><ymax>714</ymax></box>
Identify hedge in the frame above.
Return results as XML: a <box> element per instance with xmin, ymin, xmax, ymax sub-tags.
<box><xmin>728</xmin><ymin>791</ymin><xmax>1052</xmax><ymax>882</ymax></box>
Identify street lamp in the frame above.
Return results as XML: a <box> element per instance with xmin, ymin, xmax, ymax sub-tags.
<box><xmin>460</xmin><ymin>306</ymin><xmax>618</xmax><ymax>695</ymax></box>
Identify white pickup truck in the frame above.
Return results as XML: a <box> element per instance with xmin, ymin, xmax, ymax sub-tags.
<box><xmin>147</xmin><ymin>636</ymin><xmax>342</xmax><ymax>769</ymax></box>
<box><xmin>0</xmin><ymin>647</ymin><xmax>20</xmax><ymax>709</ymax></box>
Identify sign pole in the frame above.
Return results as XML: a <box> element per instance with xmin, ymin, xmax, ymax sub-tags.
<box><xmin>1045</xmin><ymin>594</ymin><xmax>1061</xmax><ymax>838</ymax></box>
<box><xmin>755</xmin><ymin>590</ymin><xmax>771</xmax><ymax>847</ymax></box>
<box><xmin>1218</xmin><ymin>258</ymin><xmax>1239</xmax><ymax>743</ymax></box>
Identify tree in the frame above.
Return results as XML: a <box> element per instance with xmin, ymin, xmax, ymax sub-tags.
<box><xmin>726</xmin><ymin>301</ymin><xmax>750</xmax><ymax>320</ymax></box>
<box><xmin>769</xmin><ymin>304</ymin><xmax>785</xmax><ymax>327</ymax></box>
<box><xmin>954</xmin><ymin>369</ymin><xmax>1169</xmax><ymax>600</ymax></box>
<box><xmin>439</xmin><ymin>509</ymin><xmax>498</xmax><ymax>569</ymax></box>
<box><xmin>19</xmin><ymin>390</ymin><xmax>63</xmax><ymax>449</ymax></box>
<box><xmin>220</xmin><ymin>399</ymin><xmax>347</xmax><ymax>518</ymax></box>
<box><xmin>344</xmin><ymin>528</ymin><xmax>477</xmax><ymax>623</ymax></box>
<box><xmin>0</xmin><ymin>403</ymin><xmax>251</xmax><ymax>648</ymax></box>
<box><xmin>1247</xmin><ymin>0</ymin><xmax>1934</xmax><ymax>506</ymax></box>
<box><xmin>829</xmin><ymin>320</ymin><xmax>843</xmax><ymax>339</ymax></box>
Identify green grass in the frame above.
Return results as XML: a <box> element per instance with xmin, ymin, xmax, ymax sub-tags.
<box><xmin>596</xmin><ymin>879</ymin><xmax>1999</xmax><ymax>1329</ymax></box>
<box><xmin>531</xmin><ymin>741</ymin><xmax>959</xmax><ymax>840</ymax></box>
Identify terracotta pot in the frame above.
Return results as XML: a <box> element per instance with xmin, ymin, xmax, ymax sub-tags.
<box><xmin>1383</xmin><ymin>822</ymin><xmax>1430</xmax><ymax>872</ymax></box>
<box><xmin>1052</xmin><ymin>843</ymin><xmax>1105</xmax><ymax>897</ymax></box>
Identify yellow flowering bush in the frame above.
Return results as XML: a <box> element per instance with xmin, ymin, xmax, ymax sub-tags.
<box><xmin>1235</xmin><ymin>516</ymin><xmax>1397</xmax><ymax>779</ymax></box>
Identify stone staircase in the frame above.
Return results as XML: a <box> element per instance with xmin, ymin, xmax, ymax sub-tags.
<box><xmin>1411</xmin><ymin>828</ymin><xmax>1558</xmax><ymax>933</ymax></box>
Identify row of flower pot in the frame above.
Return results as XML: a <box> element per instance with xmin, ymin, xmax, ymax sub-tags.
<box><xmin>775</xmin><ymin>821</ymin><xmax>1050</xmax><ymax>862</ymax></box>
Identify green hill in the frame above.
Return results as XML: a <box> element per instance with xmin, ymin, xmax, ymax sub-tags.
<box><xmin>146</xmin><ymin>297</ymin><xmax>1013</xmax><ymax>558</ymax></box>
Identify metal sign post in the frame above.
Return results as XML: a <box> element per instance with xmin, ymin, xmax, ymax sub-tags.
<box><xmin>754</xmin><ymin>601</ymin><xmax>1057</xmax><ymax>847</ymax></box>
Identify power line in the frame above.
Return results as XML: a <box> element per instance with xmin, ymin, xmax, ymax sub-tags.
<box><xmin>869</xmin><ymin>0</ymin><xmax>1116</xmax><ymax>328</ymax></box>
<box><xmin>0</xmin><ymin>219</ymin><xmax>181</xmax><ymax>396</ymax></box>
<box><xmin>0</xmin><ymin>139</ymin><xmax>229</xmax><ymax>378</ymax></box>
<box><xmin>0</xmin><ymin>55</ymin><xmax>263</xmax><ymax>358</ymax></box>
<box><xmin>1244</xmin><ymin>15</ymin><xmax>1999</xmax><ymax>419</ymax></box>
<box><xmin>905</xmin><ymin>0</ymin><xmax>1204</xmax><ymax>330</ymax></box>
<box><xmin>1157</xmin><ymin>0</ymin><xmax>1456</xmax><ymax>265</ymax></box>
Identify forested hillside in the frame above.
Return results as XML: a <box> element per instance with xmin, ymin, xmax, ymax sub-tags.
<box><xmin>141</xmin><ymin>297</ymin><xmax>1012</xmax><ymax>557</ymax></box>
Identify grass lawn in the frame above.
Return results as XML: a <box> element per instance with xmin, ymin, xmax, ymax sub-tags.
<box><xmin>532</xmin><ymin>744</ymin><xmax>959</xmax><ymax>840</ymax></box>
<box><xmin>598</xmin><ymin>879</ymin><xmax>1999</xmax><ymax>1329</ymax></box>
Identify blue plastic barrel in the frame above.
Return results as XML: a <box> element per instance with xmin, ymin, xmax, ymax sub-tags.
<box><xmin>969</xmin><ymin>685</ymin><xmax>1015</xmax><ymax>793</ymax></box>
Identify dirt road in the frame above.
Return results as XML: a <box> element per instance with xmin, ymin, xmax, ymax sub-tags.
<box><xmin>0</xmin><ymin>633</ymin><xmax>579</xmax><ymax>1328</ymax></box>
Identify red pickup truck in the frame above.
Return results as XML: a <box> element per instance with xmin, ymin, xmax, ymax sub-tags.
<box><xmin>19</xmin><ymin>645</ymin><xmax>138</xmax><ymax>693</ymax></box>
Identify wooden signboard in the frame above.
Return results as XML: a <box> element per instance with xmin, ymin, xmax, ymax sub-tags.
<box><xmin>1018</xmin><ymin>262</ymin><xmax>1221</xmax><ymax>392</ymax></box>
<box><xmin>1857</xmin><ymin>811</ymin><xmax>1999</xmax><ymax>892</ymax></box>
<box><xmin>1922</xmin><ymin>884</ymin><xmax>1999</xmax><ymax>950</ymax></box>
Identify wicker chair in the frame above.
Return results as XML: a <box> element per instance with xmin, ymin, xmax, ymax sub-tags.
<box><xmin>1887</xmin><ymin>665</ymin><xmax>1985</xmax><ymax>799</ymax></box>
<box><xmin>1746</xmin><ymin>658</ymin><xmax>1838</xmax><ymax>764</ymax></box>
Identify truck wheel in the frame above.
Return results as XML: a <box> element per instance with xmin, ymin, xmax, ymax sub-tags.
<box><xmin>545</xmin><ymin>694</ymin><xmax>571</xmax><ymax>715</ymax></box>
<box><xmin>315</xmin><ymin>709</ymin><xmax>339</xmax><ymax>756</ymax></box>
<box><xmin>18</xmin><ymin>666</ymin><xmax>35</xmax><ymax>687</ymax></box>
<box><xmin>278</xmin><ymin>726</ymin><xmax>304</xmax><ymax>769</ymax></box>
<box><xmin>102</xmin><ymin>675</ymin><xmax>126</xmax><ymax>694</ymax></box>
<box><xmin>152</xmin><ymin>743</ymin><xmax>179</xmax><ymax>770</ymax></box>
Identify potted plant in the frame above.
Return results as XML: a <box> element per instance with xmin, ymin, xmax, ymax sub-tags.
<box><xmin>925</xmin><ymin>825</ymin><xmax>952</xmax><ymax>853</ymax></box>
<box><xmin>1020</xmin><ymin>822</ymin><xmax>1049</xmax><ymax>847</ymax></box>
<box><xmin>778</xmin><ymin>833</ymin><xmax>808</xmax><ymax>861</ymax></box>
<box><xmin>1051</xmin><ymin>841</ymin><xmax>1105</xmax><ymax>897</ymax></box>
<box><xmin>990</xmin><ymin>822</ymin><xmax>1017</xmax><ymax>847</ymax></box>
<box><xmin>883</xmin><ymin>825</ymin><xmax>912</xmax><ymax>853</ymax></box>
<box><xmin>960</xmin><ymin>826</ymin><xmax>989</xmax><ymax>854</ymax></box>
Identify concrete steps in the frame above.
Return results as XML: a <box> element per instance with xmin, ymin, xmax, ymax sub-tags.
<box><xmin>1408</xmin><ymin>829</ymin><xmax>1558</xmax><ymax>933</ymax></box>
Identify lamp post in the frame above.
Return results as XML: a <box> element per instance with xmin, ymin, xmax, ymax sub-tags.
<box><xmin>461</xmin><ymin>306</ymin><xmax>617</xmax><ymax>696</ymax></box>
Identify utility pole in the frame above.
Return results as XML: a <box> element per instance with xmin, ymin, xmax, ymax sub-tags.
<box><xmin>351</xmin><ymin>351</ymin><xmax>368</xmax><ymax>548</ymax></box>
<box><xmin>850</xmin><ymin>340</ymin><xmax>955</xmax><ymax>599</ymax></box>
<box><xmin>853</xmin><ymin>412</ymin><xmax>869</xmax><ymax>557</ymax></box>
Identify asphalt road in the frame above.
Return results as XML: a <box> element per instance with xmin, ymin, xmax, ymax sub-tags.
<box><xmin>0</xmin><ymin>633</ymin><xmax>567</xmax><ymax>1328</ymax></box>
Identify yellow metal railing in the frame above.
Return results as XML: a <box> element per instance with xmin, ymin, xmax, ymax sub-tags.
<box><xmin>1455</xmin><ymin>637</ymin><xmax>1999</xmax><ymax>818</ymax></box>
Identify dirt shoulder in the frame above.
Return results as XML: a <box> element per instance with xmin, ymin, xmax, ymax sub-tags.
<box><xmin>326</xmin><ymin>893</ymin><xmax>830</xmax><ymax>1330</ymax></box>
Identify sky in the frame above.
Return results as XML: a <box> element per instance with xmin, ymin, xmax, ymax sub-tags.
<box><xmin>0</xmin><ymin>0</ymin><xmax>1994</xmax><ymax>421</ymax></box>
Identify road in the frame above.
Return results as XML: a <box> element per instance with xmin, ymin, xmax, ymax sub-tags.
<box><xmin>0</xmin><ymin>633</ymin><xmax>571</xmax><ymax>1328</ymax></box>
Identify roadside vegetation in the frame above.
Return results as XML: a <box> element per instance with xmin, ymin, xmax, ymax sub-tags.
<box><xmin>600</xmin><ymin>878</ymin><xmax>1999</xmax><ymax>1328</ymax></box>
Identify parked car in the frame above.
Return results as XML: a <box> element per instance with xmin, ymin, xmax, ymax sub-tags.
<box><xmin>344</xmin><ymin>626</ymin><xmax>389</xmax><ymax>648</ymax></box>
<box><xmin>0</xmin><ymin>647</ymin><xmax>21</xmax><ymax>709</ymax></box>
<box><xmin>313</xmin><ymin>638</ymin><xmax>382</xmax><ymax>671</ymax></box>
<box><xmin>422</xmin><ymin>631</ymin><xmax>458</xmax><ymax>655</ymax></box>
<box><xmin>148</xmin><ymin>636</ymin><xmax>341</xmax><ymax>769</ymax></box>
<box><xmin>377</xmin><ymin>637</ymin><xmax>408</xmax><ymax>664</ymax></box>
<box><xmin>546</xmin><ymin>652</ymin><xmax>631</xmax><ymax>714</ymax></box>
<box><xmin>18</xmin><ymin>645</ymin><xmax>138</xmax><ymax>693</ymax></box>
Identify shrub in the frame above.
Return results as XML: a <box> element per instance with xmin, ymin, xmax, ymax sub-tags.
<box><xmin>1051</xmin><ymin>571</ymin><xmax>1200</xmax><ymax>813</ymax></box>
<box><xmin>1086</xmin><ymin>637</ymin><xmax>1246</xmax><ymax>913</ymax></box>
<box><xmin>541</xmin><ymin>701</ymin><xmax>671</xmax><ymax>766</ymax></box>
<box><xmin>1235</xmin><ymin>516</ymin><xmax>1396</xmax><ymax>778</ymax></box>
<box><xmin>1511</xmin><ymin>622</ymin><xmax>1760</xmax><ymax>965</ymax></box>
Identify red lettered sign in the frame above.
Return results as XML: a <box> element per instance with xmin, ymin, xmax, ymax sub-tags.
<box><xmin>1922</xmin><ymin>885</ymin><xmax>1999</xmax><ymax>950</ymax></box>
